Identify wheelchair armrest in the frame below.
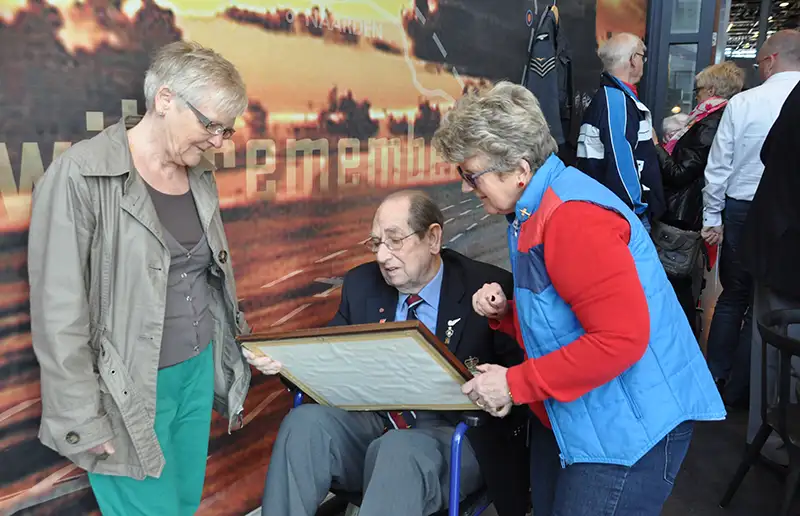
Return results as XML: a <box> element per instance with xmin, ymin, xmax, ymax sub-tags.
<box><xmin>459</xmin><ymin>411</ymin><xmax>488</xmax><ymax>428</ymax></box>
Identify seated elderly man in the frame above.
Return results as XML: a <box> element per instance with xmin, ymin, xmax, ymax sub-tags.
<box><xmin>245</xmin><ymin>190</ymin><xmax>529</xmax><ymax>516</ymax></box>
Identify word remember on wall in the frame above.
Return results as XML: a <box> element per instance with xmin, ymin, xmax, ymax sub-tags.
<box><xmin>0</xmin><ymin>101</ymin><xmax>459</xmax><ymax>222</ymax></box>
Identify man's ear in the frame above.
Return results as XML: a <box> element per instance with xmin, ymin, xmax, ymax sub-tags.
<box><xmin>427</xmin><ymin>224</ymin><xmax>443</xmax><ymax>253</ymax></box>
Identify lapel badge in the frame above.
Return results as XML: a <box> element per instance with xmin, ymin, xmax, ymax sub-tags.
<box><xmin>445</xmin><ymin>318</ymin><xmax>461</xmax><ymax>338</ymax></box>
<box><xmin>464</xmin><ymin>356</ymin><xmax>480</xmax><ymax>375</ymax></box>
<box><xmin>379</xmin><ymin>307</ymin><xmax>385</xmax><ymax>313</ymax></box>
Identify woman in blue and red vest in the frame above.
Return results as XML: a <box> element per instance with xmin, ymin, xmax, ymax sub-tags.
<box><xmin>432</xmin><ymin>81</ymin><xmax>725</xmax><ymax>516</ymax></box>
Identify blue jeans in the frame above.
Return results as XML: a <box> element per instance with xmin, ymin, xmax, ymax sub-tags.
<box><xmin>529</xmin><ymin>418</ymin><xmax>694</xmax><ymax>516</ymax></box>
<box><xmin>705</xmin><ymin>197</ymin><xmax>753</xmax><ymax>401</ymax></box>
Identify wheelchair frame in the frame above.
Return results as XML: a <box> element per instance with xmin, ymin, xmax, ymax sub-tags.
<box><xmin>291</xmin><ymin>391</ymin><xmax>490</xmax><ymax>516</ymax></box>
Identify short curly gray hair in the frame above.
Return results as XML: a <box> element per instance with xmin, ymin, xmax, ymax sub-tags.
<box><xmin>432</xmin><ymin>81</ymin><xmax>558</xmax><ymax>173</ymax></box>
<box><xmin>144</xmin><ymin>41</ymin><xmax>248</xmax><ymax>121</ymax></box>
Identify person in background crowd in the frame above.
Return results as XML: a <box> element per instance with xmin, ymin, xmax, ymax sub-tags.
<box><xmin>741</xmin><ymin>71</ymin><xmax>800</xmax><ymax>466</ymax></box>
<box><xmin>27</xmin><ymin>41</ymin><xmax>252</xmax><ymax>515</ymax></box>
<box><xmin>702</xmin><ymin>30</ymin><xmax>800</xmax><ymax>409</ymax></box>
<box><xmin>247</xmin><ymin>190</ymin><xmax>530</xmax><ymax>516</ymax></box>
<box><xmin>577</xmin><ymin>32</ymin><xmax>665</xmax><ymax>231</ymax></box>
<box><xmin>433</xmin><ymin>81</ymin><xmax>725</xmax><ymax>516</ymax></box>
<box><xmin>655</xmin><ymin>62</ymin><xmax>745</xmax><ymax>335</ymax></box>
<box><xmin>662</xmin><ymin>113</ymin><xmax>690</xmax><ymax>142</ymax></box>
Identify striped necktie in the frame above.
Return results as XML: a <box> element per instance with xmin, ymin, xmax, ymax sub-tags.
<box><xmin>405</xmin><ymin>294</ymin><xmax>424</xmax><ymax>321</ymax></box>
<box><xmin>386</xmin><ymin>294</ymin><xmax>424</xmax><ymax>430</ymax></box>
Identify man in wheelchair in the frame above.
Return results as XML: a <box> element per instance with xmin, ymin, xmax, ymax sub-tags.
<box><xmin>244</xmin><ymin>190</ymin><xmax>529</xmax><ymax>516</ymax></box>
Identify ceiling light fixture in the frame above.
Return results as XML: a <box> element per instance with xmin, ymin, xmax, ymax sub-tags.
<box><xmin>780</xmin><ymin>2</ymin><xmax>789</xmax><ymax>7</ymax></box>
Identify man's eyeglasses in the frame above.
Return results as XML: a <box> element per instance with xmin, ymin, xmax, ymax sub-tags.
<box><xmin>635</xmin><ymin>52</ymin><xmax>647</xmax><ymax>64</ymax></box>
<box><xmin>754</xmin><ymin>52</ymin><xmax>778</xmax><ymax>70</ymax></box>
<box><xmin>364</xmin><ymin>231</ymin><xmax>421</xmax><ymax>253</ymax></box>
<box><xmin>182</xmin><ymin>98</ymin><xmax>236</xmax><ymax>140</ymax></box>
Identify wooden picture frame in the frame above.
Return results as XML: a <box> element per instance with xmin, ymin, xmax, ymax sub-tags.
<box><xmin>238</xmin><ymin>321</ymin><xmax>477</xmax><ymax>411</ymax></box>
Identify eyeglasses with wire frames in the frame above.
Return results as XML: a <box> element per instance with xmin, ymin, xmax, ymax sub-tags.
<box><xmin>363</xmin><ymin>231</ymin><xmax>422</xmax><ymax>253</ymax></box>
<box><xmin>753</xmin><ymin>52</ymin><xmax>778</xmax><ymax>70</ymax></box>
<box><xmin>634</xmin><ymin>52</ymin><xmax>647</xmax><ymax>64</ymax></box>
<box><xmin>458</xmin><ymin>158</ymin><xmax>532</xmax><ymax>189</ymax></box>
<box><xmin>181</xmin><ymin>97</ymin><xmax>236</xmax><ymax>140</ymax></box>
<box><xmin>457</xmin><ymin>163</ymin><xmax>506</xmax><ymax>189</ymax></box>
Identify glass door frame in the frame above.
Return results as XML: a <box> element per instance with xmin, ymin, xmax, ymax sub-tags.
<box><xmin>641</xmin><ymin>0</ymin><xmax>719</xmax><ymax>135</ymax></box>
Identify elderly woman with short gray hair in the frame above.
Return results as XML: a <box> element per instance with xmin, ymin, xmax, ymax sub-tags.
<box><xmin>28</xmin><ymin>41</ymin><xmax>251</xmax><ymax>514</ymax></box>
<box><xmin>433</xmin><ymin>81</ymin><xmax>725</xmax><ymax>515</ymax></box>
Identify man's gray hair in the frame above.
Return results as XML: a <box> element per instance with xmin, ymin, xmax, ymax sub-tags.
<box><xmin>384</xmin><ymin>190</ymin><xmax>444</xmax><ymax>234</ymax></box>
<box><xmin>762</xmin><ymin>29</ymin><xmax>800</xmax><ymax>70</ymax></box>
<box><xmin>432</xmin><ymin>81</ymin><xmax>558</xmax><ymax>173</ymax></box>
<box><xmin>598</xmin><ymin>32</ymin><xmax>645</xmax><ymax>72</ymax></box>
<box><xmin>144</xmin><ymin>41</ymin><xmax>248</xmax><ymax>120</ymax></box>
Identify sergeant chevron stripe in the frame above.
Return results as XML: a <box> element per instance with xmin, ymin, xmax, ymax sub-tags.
<box><xmin>529</xmin><ymin>56</ymin><xmax>556</xmax><ymax>77</ymax></box>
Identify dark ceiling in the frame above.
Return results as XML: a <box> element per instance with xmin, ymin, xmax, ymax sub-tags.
<box><xmin>727</xmin><ymin>0</ymin><xmax>800</xmax><ymax>54</ymax></box>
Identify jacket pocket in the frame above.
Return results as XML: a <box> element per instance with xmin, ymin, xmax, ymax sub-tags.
<box><xmin>514</xmin><ymin>245</ymin><xmax>552</xmax><ymax>295</ymax></box>
<box><xmin>618</xmin><ymin>377</ymin><xmax>643</xmax><ymax>419</ymax></box>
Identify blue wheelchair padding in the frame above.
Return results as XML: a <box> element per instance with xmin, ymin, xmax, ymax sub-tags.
<box><xmin>290</xmin><ymin>393</ymin><xmax>489</xmax><ymax>516</ymax></box>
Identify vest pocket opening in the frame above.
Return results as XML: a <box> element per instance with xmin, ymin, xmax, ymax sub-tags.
<box><xmin>618</xmin><ymin>378</ymin><xmax>643</xmax><ymax>419</ymax></box>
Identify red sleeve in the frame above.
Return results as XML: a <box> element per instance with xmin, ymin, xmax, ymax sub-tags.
<box><xmin>506</xmin><ymin>202</ymin><xmax>650</xmax><ymax>404</ymax></box>
<box><xmin>488</xmin><ymin>300</ymin><xmax>518</xmax><ymax>340</ymax></box>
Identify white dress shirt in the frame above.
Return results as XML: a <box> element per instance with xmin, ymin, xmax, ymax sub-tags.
<box><xmin>702</xmin><ymin>71</ymin><xmax>800</xmax><ymax>227</ymax></box>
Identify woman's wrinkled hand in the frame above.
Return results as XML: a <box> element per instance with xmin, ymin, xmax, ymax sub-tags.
<box><xmin>242</xmin><ymin>348</ymin><xmax>283</xmax><ymax>376</ymax></box>
<box><xmin>472</xmin><ymin>283</ymin><xmax>509</xmax><ymax>320</ymax></box>
<box><xmin>461</xmin><ymin>363</ymin><xmax>512</xmax><ymax>413</ymax></box>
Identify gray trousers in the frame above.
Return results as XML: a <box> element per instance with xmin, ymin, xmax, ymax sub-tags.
<box><xmin>747</xmin><ymin>283</ymin><xmax>800</xmax><ymax>447</ymax></box>
<box><xmin>261</xmin><ymin>404</ymin><xmax>482</xmax><ymax>516</ymax></box>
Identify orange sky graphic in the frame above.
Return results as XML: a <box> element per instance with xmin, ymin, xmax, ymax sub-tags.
<box><xmin>0</xmin><ymin>0</ymin><xmax>465</xmax><ymax>115</ymax></box>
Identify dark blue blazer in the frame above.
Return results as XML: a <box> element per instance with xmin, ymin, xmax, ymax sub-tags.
<box><xmin>330</xmin><ymin>248</ymin><xmax>530</xmax><ymax>516</ymax></box>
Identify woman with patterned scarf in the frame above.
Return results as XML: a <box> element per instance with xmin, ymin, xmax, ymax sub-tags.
<box><xmin>655</xmin><ymin>61</ymin><xmax>745</xmax><ymax>334</ymax></box>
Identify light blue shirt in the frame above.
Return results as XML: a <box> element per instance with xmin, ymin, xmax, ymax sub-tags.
<box><xmin>396</xmin><ymin>260</ymin><xmax>443</xmax><ymax>334</ymax></box>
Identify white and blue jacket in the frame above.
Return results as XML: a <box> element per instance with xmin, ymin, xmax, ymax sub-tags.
<box><xmin>576</xmin><ymin>73</ymin><xmax>666</xmax><ymax>220</ymax></box>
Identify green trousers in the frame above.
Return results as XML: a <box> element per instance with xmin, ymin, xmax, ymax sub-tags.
<box><xmin>88</xmin><ymin>344</ymin><xmax>214</xmax><ymax>516</ymax></box>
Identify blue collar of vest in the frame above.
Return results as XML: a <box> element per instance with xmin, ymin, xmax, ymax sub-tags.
<box><xmin>508</xmin><ymin>153</ymin><xmax>566</xmax><ymax>225</ymax></box>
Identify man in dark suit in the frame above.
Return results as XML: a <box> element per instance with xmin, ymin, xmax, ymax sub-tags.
<box><xmin>741</xmin><ymin>78</ymin><xmax>800</xmax><ymax>454</ymax></box>
<box><xmin>246</xmin><ymin>190</ymin><xmax>529</xmax><ymax>516</ymax></box>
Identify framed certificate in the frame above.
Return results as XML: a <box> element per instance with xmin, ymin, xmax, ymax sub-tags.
<box><xmin>238</xmin><ymin>321</ymin><xmax>478</xmax><ymax>411</ymax></box>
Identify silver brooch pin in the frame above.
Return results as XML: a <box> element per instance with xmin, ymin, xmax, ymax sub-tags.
<box><xmin>444</xmin><ymin>318</ymin><xmax>461</xmax><ymax>345</ymax></box>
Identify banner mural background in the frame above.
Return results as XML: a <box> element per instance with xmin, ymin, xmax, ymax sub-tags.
<box><xmin>0</xmin><ymin>1</ymin><xmax>645</xmax><ymax>513</ymax></box>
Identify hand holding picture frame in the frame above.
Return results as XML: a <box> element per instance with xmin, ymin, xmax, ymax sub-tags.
<box><xmin>238</xmin><ymin>321</ymin><xmax>478</xmax><ymax>411</ymax></box>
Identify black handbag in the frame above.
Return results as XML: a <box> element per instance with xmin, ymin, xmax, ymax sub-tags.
<box><xmin>650</xmin><ymin>221</ymin><xmax>706</xmax><ymax>279</ymax></box>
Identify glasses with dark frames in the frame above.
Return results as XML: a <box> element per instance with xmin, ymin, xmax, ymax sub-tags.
<box><xmin>181</xmin><ymin>97</ymin><xmax>236</xmax><ymax>140</ymax></box>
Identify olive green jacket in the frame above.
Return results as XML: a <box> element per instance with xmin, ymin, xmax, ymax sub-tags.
<box><xmin>27</xmin><ymin>117</ymin><xmax>251</xmax><ymax>479</ymax></box>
